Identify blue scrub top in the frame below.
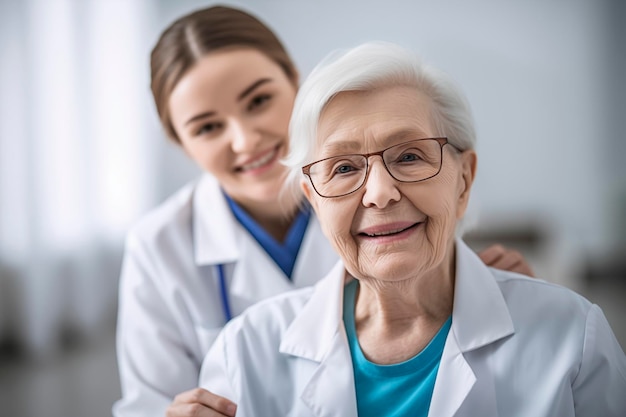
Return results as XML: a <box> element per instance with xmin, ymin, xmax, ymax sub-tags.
<box><xmin>224</xmin><ymin>193</ymin><xmax>310</xmax><ymax>279</ymax></box>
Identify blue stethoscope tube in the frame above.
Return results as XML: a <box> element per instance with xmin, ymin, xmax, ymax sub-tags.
<box><xmin>216</xmin><ymin>264</ymin><xmax>233</xmax><ymax>322</ymax></box>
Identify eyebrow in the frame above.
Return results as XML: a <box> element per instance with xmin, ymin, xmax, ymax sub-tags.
<box><xmin>184</xmin><ymin>111</ymin><xmax>216</xmax><ymax>127</ymax></box>
<box><xmin>320</xmin><ymin>139</ymin><xmax>362</xmax><ymax>156</ymax></box>
<box><xmin>321</xmin><ymin>129</ymin><xmax>432</xmax><ymax>155</ymax></box>
<box><xmin>237</xmin><ymin>78</ymin><xmax>272</xmax><ymax>101</ymax></box>
<box><xmin>183</xmin><ymin>78</ymin><xmax>273</xmax><ymax>127</ymax></box>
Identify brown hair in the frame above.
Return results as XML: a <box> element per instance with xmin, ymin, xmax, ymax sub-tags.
<box><xmin>150</xmin><ymin>5</ymin><xmax>298</xmax><ymax>143</ymax></box>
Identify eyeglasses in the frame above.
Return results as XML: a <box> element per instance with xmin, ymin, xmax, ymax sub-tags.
<box><xmin>302</xmin><ymin>137</ymin><xmax>453</xmax><ymax>198</ymax></box>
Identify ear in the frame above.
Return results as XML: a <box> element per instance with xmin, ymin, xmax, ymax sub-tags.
<box><xmin>456</xmin><ymin>150</ymin><xmax>477</xmax><ymax>219</ymax></box>
<box><xmin>300</xmin><ymin>179</ymin><xmax>317</xmax><ymax>209</ymax></box>
<box><xmin>301</xmin><ymin>179</ymin><xmax>323</xmax><ymax>215</ymax></box>
<box><xmin>291</xmin><ymin>69</ymin><xmax>300</xmax><ymax>89</ymax></box>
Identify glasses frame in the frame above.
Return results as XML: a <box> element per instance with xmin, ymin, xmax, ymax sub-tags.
<box><xmin>302</xmin><ymin>137</ymin><xmax>455</xmax><ymax>198</ymax></box>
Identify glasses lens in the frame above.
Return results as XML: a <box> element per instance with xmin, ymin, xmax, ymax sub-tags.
<box><xmin>383</xmin><ymin>139</ymin><xmax>442</xmax><ymax>181</ymax></box>
<box><xmin>308</xmin><ymin>155</ymin><xmax>367</xmax><ymax>197</ymax></box>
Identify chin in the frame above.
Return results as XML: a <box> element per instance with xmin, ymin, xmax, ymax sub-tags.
<box><xmin>251</xmin><ymin>187</ymin><xmax>281</xmax><ymax>203</ymax></box>
<box><xmin>354</xmin><ymin>256</ymin><xmax>420</xmax><ymax>282</ymax></box>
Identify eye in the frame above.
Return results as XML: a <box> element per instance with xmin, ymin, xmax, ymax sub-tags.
<box><xmin>398</xmin><ymin>152</ymin><xmax>421</xmax><ymax>162</ymax></box>
<box><xmin>331</xmin><ymin>160</ymin><xmax>364</xmax><ymax>178</ymax></box>
<box><xmin>194</xmin><ymin>121</ymin><xmax>223</xmax><ymax>137</ymax></box>
<box><xmin>335</xmin><ymin>164</ymin><xmax>355</xmax><ymax>174</ymax></box>
<box><xmin>313</xmin><ymin>156</ymin><xmax>365</xmax><ymax>181</ymax></box>
<box><xmin>248</xmin><ymin>94</ymin><xmax>272</xmax><ymax>111</ymax></box>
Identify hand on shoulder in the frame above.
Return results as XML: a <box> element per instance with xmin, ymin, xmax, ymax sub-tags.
<box><xmin>478</xmin><ymin>244</ymin><xmax>535</xmax><ymax>277</ymax></box>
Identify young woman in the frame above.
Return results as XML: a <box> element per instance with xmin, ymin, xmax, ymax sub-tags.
<box><xmin>113</xmin><ymin>6</ymin><xmax>534</xmax><ymax>417</ymax></box>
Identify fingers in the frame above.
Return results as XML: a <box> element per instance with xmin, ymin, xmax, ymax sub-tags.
<box><xmin>477</xmin><ymin>244</ymin><xmax>507</xmax><ymax>265</ymax></box>
<box><xmin>167</xmin><ymin>388</ymin><xmax>237</xmax><ymax>417</ymax></box>
<box><xmin>478</xmin><ymin>244</ymin><xmax>535</xmax><ymax>277</ymax></box>
<box><xmin>167</xmin><ymin>402</ymin><xmax>229</xmax><ymax>417</ymax></box>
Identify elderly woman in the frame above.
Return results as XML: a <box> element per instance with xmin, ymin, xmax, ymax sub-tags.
<box><xmin>198</xmin><ymin>42</ymin><xmax>626</xmax><ymax>416</ymax></box>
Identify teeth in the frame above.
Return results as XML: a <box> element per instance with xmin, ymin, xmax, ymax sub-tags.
<box><xmin>241</xmin><ymin>148</ymin><xmax>277</xmax><ymax>171</ymax></box>
<box><xmin>366</xmin><ymin>227</ymin><xmax>407</xmax><ymax>237</ymax></box>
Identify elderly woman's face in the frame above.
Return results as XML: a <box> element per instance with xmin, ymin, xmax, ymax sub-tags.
<box><xmin>302</xmin><ymin>85</ymin><xmax>476</xmax><ymax>282</ymax></box>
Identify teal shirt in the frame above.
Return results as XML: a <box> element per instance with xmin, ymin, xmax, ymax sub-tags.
<box><xmin>343</xmin><ymin>280</ymin><xmax>451</xmax><ymax>417</ymax></box>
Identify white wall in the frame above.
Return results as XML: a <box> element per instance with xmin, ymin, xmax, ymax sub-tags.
<box><xmin>0</xmin><ymin>0</ymin><xmax>159</xmax><ymax>356</ymax></box>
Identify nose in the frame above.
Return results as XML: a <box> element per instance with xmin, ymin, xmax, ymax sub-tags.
<box><xmin>229</xmin><ymin>119</ymin><xmax>262</xmax><ymax>153</ymax></box>
<box><xmin>361</xmin><ymin>157</ymin><xmax>401</xmax><ymax>208</ymax></box>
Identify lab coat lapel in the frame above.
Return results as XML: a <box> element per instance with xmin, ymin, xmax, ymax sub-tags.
<box><xmin>299</xmin><ymin>333</ymin><xmax>358</xmax><ymax>417</ymax></box>
<box><xmin>280</xmin><ymin>262</ymin><xmax>358</xmax><ymax>417</ymax></box>
<box><xmin>192</xmin><ymin>174</ymin><xmax>293</xmax><ymax>304</ymax></box>
<box><xmin>427</xmin><ymin>239</ymin><xmax>514</xmax><ymax>417</ymax></box>
<box><xmin>193</xmin><ymin>174</ymin><xmax>240</xmax><ymax>266</ymax></box>
<box><xmin>229</xmin><ymin>238</ymin><xmax>293</xmax><ymax>302</ymax></box>
<box><xmin>291</xmin><ymin>215</ymin><xmax>339</xmax><ymax>288</ymax></box>
<box><xmin>428</xmin><ymin>330</ymin><xmax>476</xmax><ymax>417</ymax></box>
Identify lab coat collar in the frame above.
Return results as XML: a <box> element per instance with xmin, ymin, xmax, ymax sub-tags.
<box><xmin>192</xmin><ymin>174</ymin><xmax>240</xmax><ymax>266</ymax></box>
<box><xmin>280</xmin><ymin>238</ymin><xmax>514</xmax><ymax>359</ymax></box>
<box><xmin>280</xmin><ymin>261</ymin><xmax>347</xmax><ymax>361</ymax></box>
<box><xmin>193</xmin><ymin>174</ymin><xmax>329</xmax><ymax>305</ymax></box>
<box><xmin>451</xmin><ymin>237</ymin><xmax>515</xmax><ymax>352</ymax></box>
<box><xmin>192</xmin><ymin>174</ymin><xmax>292</xmax><ymax>303</ymax></box>
<box><xmin>427</xmin><ymin>238</ymin><xmax>515</xmax><ymax>417</ymax></box>
<box><xmin>280</xmin><ymin>261</ymin><xmax>357</xmax><ymax>417</ymax></box>
<box><xmin>280</xmin><ymin>238</ymin><xmax>514</xmax><ymax>417</ymax></box>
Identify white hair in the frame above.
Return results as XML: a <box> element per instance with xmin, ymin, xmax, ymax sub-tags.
<box><xmin>283</xmin><ymin>41</ymin><xmax>477</xmax><ymax>198</ymax></box>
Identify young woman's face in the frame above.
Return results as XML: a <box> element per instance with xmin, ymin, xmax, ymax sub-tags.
<box><xmin>169</xmin><ymin>48</ymin><xmax>297</xmax><ymax>207</ymax></box>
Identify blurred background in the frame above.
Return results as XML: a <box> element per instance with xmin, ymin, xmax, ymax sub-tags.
<box><xmin>0</xmin><ymin>0</ymin><xmax>624</xmax><ymax>416</ymax></box>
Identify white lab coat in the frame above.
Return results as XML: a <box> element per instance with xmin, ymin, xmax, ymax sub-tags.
<box><xmin>199</xmin><ymin>239</ymin><xmax>626</xmax><ymax>417</ymax></box>
<box><xmin>113</xmin><ymin>174</ymin><xmax>339</xmax><ymax>417</ymax></box>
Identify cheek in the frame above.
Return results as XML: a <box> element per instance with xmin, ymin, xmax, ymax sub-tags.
<box><xmin>419</xmin><ymin>171</ymin><xmax>461</xmax><ymax>234</ymax></box>
<box><xmin>182</xmin><ymin>141</ymin><xmax>227</xmax><ymax>174</ymax></box>
<box><xmin>316</xmin><ymin>200</ymin><xmax>358</xmax><ymax>254</ymax></box>
<box><xmin>424</xmin><ymin>201</ymin><xmax>457</xmax><ymax>247</ymax></box>
<box><xmin>268</xmin><ymin>96</ymin><xmax>296</xmax><ymax>134</ymax></box>
<box><xmin>279</xmin><ymin>98</ymin><xmax>295</xmax><ymax>124</ymax></box>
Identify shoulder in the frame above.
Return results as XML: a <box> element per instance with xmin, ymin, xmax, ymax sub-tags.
<box><xmin>126</xmin><ymin>179</ymin><xmax>198</xmax><ymax>245</ymax></box>
<box><xmin>221</xmin><ymin>286</ymin><xmax>315</xmax><ymax>347</ymax></box>
<box><xmin>126</xmin><ymin>174</ymin><xmax>228</xmax><ymax>251</ymax></box>
<box><xmin>489</xmin><ymin>268</ymin><xmax>591</xmax><ymax>310</ymax></box>
<box><xmin>117</xmin><ymin>179</ymin><xmax>205</xmax><ymax>292</ymax></box>
<box><xmin>490</xmin><ymin>268</ymin><xmax>593</xmax><ymax>333</ymax></box>
<box><xmin>199</xmin><ymin>286</ymin><xmax>316</xmax><ymax>394</ymax></box>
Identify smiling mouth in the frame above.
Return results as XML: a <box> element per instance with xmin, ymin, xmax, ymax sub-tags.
<box><xmin>359</xmin><ymin>222</ymin><xmax>423</xmax><ymax>237</ymax></box>
<box><xmin>237</xmin><ymin>146</ymin><xmax>280</xmax><ymax>172</ymax></box>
